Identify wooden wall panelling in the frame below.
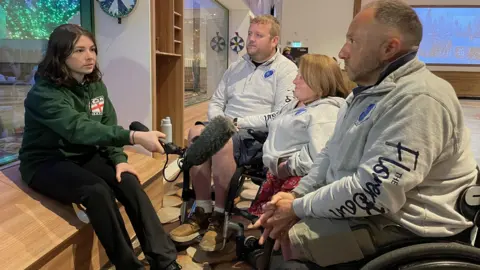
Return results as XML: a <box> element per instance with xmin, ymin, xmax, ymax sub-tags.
<box><xmin>152</xmin><ymin>0</ymin><xmax>185</xmax><ymax>151</ymax></box>
<box><xmin>155</xmin><ymin>56</ymin><xmax>185</xmax><ymax>147</ymax></box>
<box><xmin>432</xmin><ymin>71</ymin><xmax>480</xmax><ymax>98</ymax></box>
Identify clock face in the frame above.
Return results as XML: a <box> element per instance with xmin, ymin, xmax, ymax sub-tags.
<box><xmin>98</xmin><ymin>0</ymin><xmax>138</xmax><ymax>18</ymax></box>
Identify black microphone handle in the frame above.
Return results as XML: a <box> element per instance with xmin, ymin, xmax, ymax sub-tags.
<box><xmin>129</xmin><ymin>121</ymin><xmax>185</xmax><ymax>154</ymax></box>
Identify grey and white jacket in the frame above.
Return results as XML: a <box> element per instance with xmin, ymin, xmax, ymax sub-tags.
<box><xmin>292</xmin><ymin>52</ymin><xmax>478</xmax><ymax>237</ymax></box>
<box><xmin>208</xmin><ymin>50</ymin><xmax>298</xmax><ymax>121</ymax></box>
<box><xmin>237</xmin><ymin>97</ymin><xmax>345</xmax><ymax>177</ymax></box>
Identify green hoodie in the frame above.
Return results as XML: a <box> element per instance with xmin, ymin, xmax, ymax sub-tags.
<box><xmin>19</xmin><ymin>76</ymin><xmax>132</xmax><ymax>184</ymax></box>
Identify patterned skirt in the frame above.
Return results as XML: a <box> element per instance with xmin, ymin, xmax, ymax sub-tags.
<box><xmin>248</xmin><ymin>171</ymin><xmax>301</xmax><ymax>216</ymax></box>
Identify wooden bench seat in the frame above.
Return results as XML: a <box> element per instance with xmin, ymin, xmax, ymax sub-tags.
<box><xmin>0</xmin><ymin>148</ymin><xmax>167</xmax><ymax>270</ymax></box>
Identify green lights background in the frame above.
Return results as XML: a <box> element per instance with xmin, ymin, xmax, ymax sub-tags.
<box><xmin>0</xmin><ymin>0</ymin><xmax>80</xmax><ymax>39</ymax></box>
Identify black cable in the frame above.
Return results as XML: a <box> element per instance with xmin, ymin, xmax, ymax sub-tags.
<box><xmin>162</xmin><ymin>153</ymin><xmax>183</xmax><ymax>182</ymax></box>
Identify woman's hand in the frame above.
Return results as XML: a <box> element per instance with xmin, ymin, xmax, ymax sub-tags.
<box><xmin>115</xmin><ymin>162</ymin><xmax>139</xmax><ymax>182</ymax></box>
<box><xmin>131</xmin><ymin>131</ymin><xmax>166</xmax><ymax>153</ymax></box>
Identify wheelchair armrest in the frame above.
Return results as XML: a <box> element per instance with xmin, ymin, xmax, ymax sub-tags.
<box><xmin>244</xmin><ymin>167</ymin><xmax>267</xmax><ymax>186</ymax></box>
<box><xmin>247</xmin><ymin>129</ymin><xmax>268</xmax><ymax>144</ymax></box>
<box><xmin>251</xmin><ymin>177</ymin><xmax>265</xmax><ymax>186</ymax></box>
<box><xmin>457</xmin><ymin>185</ymin><xmax>480</xmax><ymax>225</ymax></box>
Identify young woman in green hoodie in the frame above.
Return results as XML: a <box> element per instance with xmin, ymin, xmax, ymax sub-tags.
<box><xmin>19</xmin><ymin>24</ymin><xmax>180</xmax><ymax>270</ymax></box>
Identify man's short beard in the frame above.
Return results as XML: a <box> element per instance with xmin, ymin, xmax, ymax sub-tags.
<box><xmin>353</xmin><ymin>58</ymin><xmax>387</xmax><ymax>84</ymax></box>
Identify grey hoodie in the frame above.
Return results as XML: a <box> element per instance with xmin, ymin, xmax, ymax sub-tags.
<box><xmin>293</xmin><ymin>54</ymin><xmax>478</xmax><ymax>237</ymax></box>
<box><xmin>238</xmin><ymin>97</ymin><xmax>345</xmax><ymax>176</ymax></box>
<box><xmin>208</xmin><ymin>50</ymin><xmax>298</xmax><ymax>121</ymax></box>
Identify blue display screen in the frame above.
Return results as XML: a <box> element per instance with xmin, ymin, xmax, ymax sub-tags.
<box><xmin>413</xmin><ymin>7</ymin><xmax>480</xmax><ymax>65</ymax></box>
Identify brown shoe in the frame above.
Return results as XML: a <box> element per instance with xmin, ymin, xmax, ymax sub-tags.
<box><xmin>169</xmin><ymin>206</ymin><xmax>211</xmax><ymax>243</ymax></box>
<box><xmin>198</xmin><ymin>212</ymin><xmax>230</xmax><ymax>252</ymax></box>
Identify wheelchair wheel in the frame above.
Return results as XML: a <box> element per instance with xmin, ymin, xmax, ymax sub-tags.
<box><xmin>399</xmin><ymin>261</ymin><xmax>480</xmax><ymax>270</ymax></box>
<box><xmin>360</xmin><ymin>242</ymin><xmax>480</xmax><ymax>270</ymax></box>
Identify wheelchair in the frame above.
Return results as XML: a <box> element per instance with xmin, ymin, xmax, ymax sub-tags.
<box><xmin>346</xmin><ymin>181</ymin><xmax>480</xmax><ymax>270</ymax></box>
<box><xmin>257</xmin><ymin>174</ymin><xmax>480</xmax><ymax>270</ymax></box>
<box><xmin>178</xmin><ymin>130</ymin><xmax>480</xmax><ymax>269</ymax></box>
<box><xmin>177</xmin><ymin>129</ymin><xmax>271</xmax><ymax>262</ymax></box>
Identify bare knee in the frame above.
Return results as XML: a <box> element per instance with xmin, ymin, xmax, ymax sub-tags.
<box><xmin>188</xmin><ymin>125</ymin><xmax>205</xmax><ymax>145</ymax></box>
<box><xmin>211</xmin><ymin>139</ymin><xmax>235</xmax><ymax>180</ymax></box>
<box><xmin>213</xmin><ymin>138</ymin><xmax>234</xmax><ymax>160</ymax></box>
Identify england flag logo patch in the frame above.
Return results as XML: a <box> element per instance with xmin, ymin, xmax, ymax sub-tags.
<box><xmin>90</xmin><ymin>96</ymin><xmax>105</xmax><ymax>116</ymax></box>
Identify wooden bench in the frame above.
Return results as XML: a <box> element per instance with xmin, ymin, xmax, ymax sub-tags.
<box><xmin>0</xmin><ymin>148</ymin><xmax>168</xmax><ymax>269</ymax></box>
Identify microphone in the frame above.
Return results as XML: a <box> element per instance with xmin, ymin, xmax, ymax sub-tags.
<box><xmin>129</xmin><ymin>121</ymin><xmax>184</xmax><ymax>155</ymax></box>
<box><xmin>182</xmin><ymin>116</ymin><xmax>236</xmax><ymax>168</ymax></box>
<box><xmin>129</xmin><ymin>116</ymin><xmax>236</xmax><ymax>168</ymax></box>
<box><xmin>129</xmin><ymin>121</ymin><xmax>150</xmax><ymax>132</ymax></box>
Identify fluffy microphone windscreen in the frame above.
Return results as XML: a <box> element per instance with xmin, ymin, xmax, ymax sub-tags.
<box><xmin>183</xmin><ymin>116</ymin><xmax>236</xmax><ymax>168</ymax></box>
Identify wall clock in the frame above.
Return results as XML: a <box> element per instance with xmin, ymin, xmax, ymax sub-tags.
<box><xmin>97</xmin><ymin>0</ymin><xmax>138</xmax><ymax>24</ymax></box>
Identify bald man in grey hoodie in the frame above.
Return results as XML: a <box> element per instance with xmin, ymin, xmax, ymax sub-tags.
<box><xmin>257</xmin><ymin>1</ymin><xmax>479</xmax><ymax>269</ymax></box>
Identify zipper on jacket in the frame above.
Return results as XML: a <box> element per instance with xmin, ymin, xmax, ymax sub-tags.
<box><xmin>243</xmin><ymin>64</ymin><xmax>259</xmax><ymax>93</ymax></box>
<box><xmin>249</xmin><ymin>66</ymin><xmax>258</xmax><ymax>82</ymax></box>
<box><xmin>343</xmin><ymin>95</ymin><xmax>358</xmax><ymax>119</ymax></box>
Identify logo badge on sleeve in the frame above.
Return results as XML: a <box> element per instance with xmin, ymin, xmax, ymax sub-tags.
<box><xmin>90</xmin><ymin>96</ymin><xmax>105</xmax><ymax>116</ymax></box>
<box><xmin>355</xmin><ymin>103</ymin><xmax>376</xmax><ymax>125</ymax></box>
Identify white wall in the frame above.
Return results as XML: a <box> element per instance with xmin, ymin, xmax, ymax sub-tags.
<box><xmin>206</xmin><ymin>13</ymin><xmax>229</xmax><ymax>97</ymax></box>
<box><xmin>279</xmin><ymin>0</ymin><xmax>354</xmax><ymax>67</ymax></box>
<box><xmin>228</xmin><ymin>10</ymin><xmax>252</xmax><ymax>65</ymax></box>
<box><xmin>216</xmin><ymin>0</ymin><xmax>252</xmax><ymax>65</ymax></box>
<box><xmin>94</xmin><ymin>0</ymin><xmax>153</xmax><ymax>130</ymax></box>
<box><xmin>217</xmin><ymin>0</ymin><xmax>252</xmax><ymax>66</ymax></box>
<box><xmin>361</xmin><ymin>0</ymin><xmax>480</xmax><ymax>72</ymax></box>
<box><xmin>279</xmin><ymin>0</ymin><xmax>480</xmax><ymax>72</ymax></box>
<box><xmin>183</xmin><ymin>5</ymin><xmax>229</xmax><ymax>98</ymax></box>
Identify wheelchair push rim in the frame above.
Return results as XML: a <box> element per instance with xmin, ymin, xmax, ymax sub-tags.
<box><xmin>360</xmin><ymin>242</ymin><xmax>480</xmax><ymax>270</ymax></box>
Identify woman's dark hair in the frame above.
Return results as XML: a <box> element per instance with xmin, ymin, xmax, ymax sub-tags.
<box><xmin>37</xmin><ymin>24</ymin><xmax>101</xmax><ymax>86</ymax></box>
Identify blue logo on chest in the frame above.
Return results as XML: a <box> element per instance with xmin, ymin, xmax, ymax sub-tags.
<box><xmin>264</xmin><ymin>69</ymin><xmax>275</xmax><ymax>78</ymax></box>
<box><xmin>356</xmin><ymin>103</ymin><xmax>376</xmax><ymax>125</ymax></box>
<box><xmin>295</xmin><ymin>107</ymin><xmax>307</xmax><ymax>116</ymax></box>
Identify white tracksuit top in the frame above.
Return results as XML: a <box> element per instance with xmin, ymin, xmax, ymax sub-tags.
<box><xmin>208</xmin><ymin>50</ymin><xmax>298</xmax><ymax>122</ymax></box>
<box><xmin>238</xmin><ymin>97</ymin><xmax>345</xmax><ymax>177</ymax></box>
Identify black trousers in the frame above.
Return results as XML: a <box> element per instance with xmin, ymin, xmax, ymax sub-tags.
<box><xmin>29</xmin><ymin>153</ymin><xmax>177</xmax><ymax>270</ymax></box>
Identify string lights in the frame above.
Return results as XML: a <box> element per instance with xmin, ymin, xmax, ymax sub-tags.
<box><xmin>0</xmin><ymin>0</ymin><xmax>80</xmax><ymax>39</ymax></box>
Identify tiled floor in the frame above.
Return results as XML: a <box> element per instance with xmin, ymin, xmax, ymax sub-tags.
<box><xmin>185</xmin><ymin>90</ymin><xmax>210</xmax><ymax>107</ymax></box>
<box><xmin>159</xmin><ymin>177</ymin><xmax>259</xmax><ymax>270</ymax></box>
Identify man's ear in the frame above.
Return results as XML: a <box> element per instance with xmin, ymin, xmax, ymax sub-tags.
<box><xmin>382</xmin><ymin>37</ymin><xmax>402</xmax><ymax>61</ymax></box>
<box><xmin>271</xmin><ymin>36</ymin><xmax>279</xmax><ymax>47</ymax></box>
